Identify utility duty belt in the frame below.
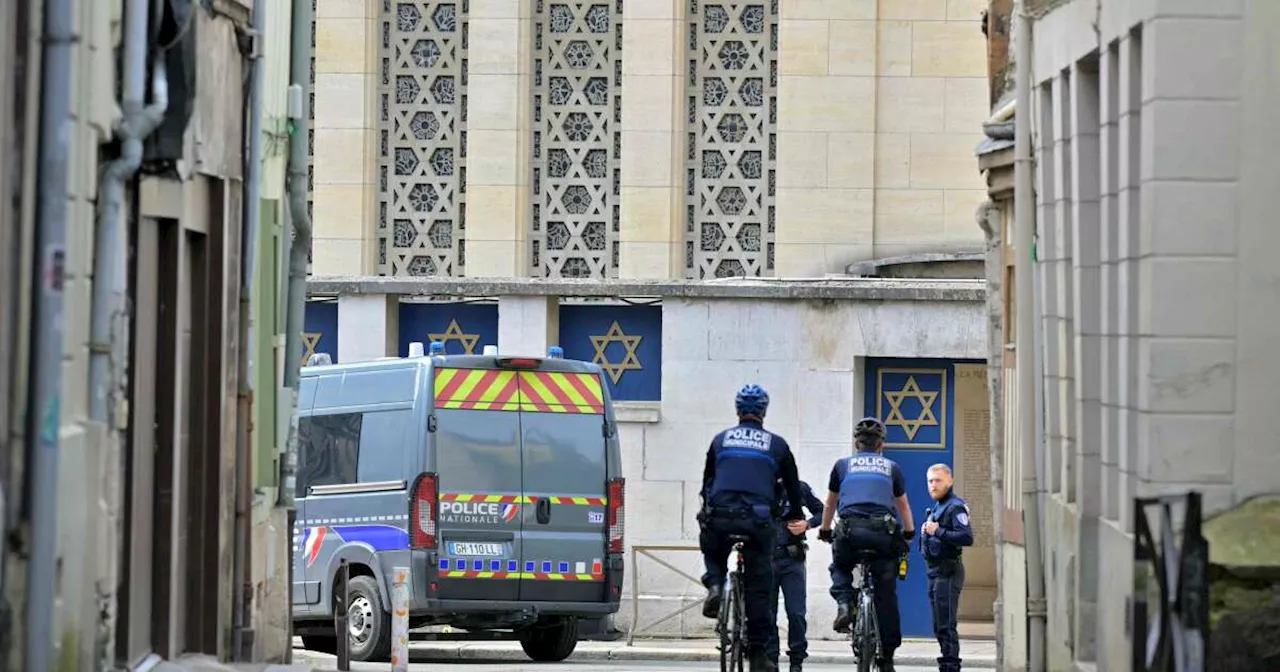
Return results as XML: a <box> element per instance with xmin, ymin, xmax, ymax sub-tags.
<box><xmin>774</xmin><ymin>538</ymin><xmax>808</xmax><ymax>561</ymax></box>
<box><xmin>835</xmin><ymin>513</ymin><xmax>899</xmax><ymax>536</ymax></box>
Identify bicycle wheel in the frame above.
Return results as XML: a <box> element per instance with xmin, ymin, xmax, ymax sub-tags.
<box><xmin>854</xmin><ymin>590</ymin><xmax>876</xmax><ymax>672</ymax></box>
<box><xmin>731</xmin><ymin>573</ymin><xmax>747</xmax><ymax>672</ymax></box>
<box><xmin>719</xmin><ymin>575</ymin><xmax>745</xmax><ymax>672</ymax></box>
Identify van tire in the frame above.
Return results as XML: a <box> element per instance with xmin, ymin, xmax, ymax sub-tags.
<box><xmin>518</xmin><ymin>617</ymin><xmax>579</xmax><ymax>662</ymax></box>
<box><xmin>342</xmin><ymin>575</ymin><xmax>393</xmax><ymax>662</ymax></box>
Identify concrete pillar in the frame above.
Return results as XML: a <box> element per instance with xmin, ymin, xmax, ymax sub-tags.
<box><xmin>338</xmin><ymin>295</ymin><xmax>400</xmax><ymax>362</ymax></box>
<box><xmin>498</xmin><ymin>296</ymin><xmax>559</xmax><ymax>357</ymax></box>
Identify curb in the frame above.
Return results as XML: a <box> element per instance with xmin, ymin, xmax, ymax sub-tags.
<box><xmin>416</xmin><ymin>643</ymin><xmax>997</xmax><ymax>668</ymax></box>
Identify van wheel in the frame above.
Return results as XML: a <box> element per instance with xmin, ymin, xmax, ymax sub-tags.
<box><xmin>300</xmin><ymin>634</ymin><xmax>336</xmax><ymax>654</ymax></box>
<box><xmin>518</xmin><ymin>617</ymin><xmax>579</xmax><ymax>662</ymax></box>
<box><xmin>341</xmin><ymin>575</ymin><xmax>392</xmax><ymax>662</ymax></box>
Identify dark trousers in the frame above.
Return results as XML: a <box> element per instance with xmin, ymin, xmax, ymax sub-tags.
<box><xmin>828</xmin><ymin>525</ymin><xmax>902</xmax><ymax>655</ymax></box>
<box><xmin>765</xmin><ymin>556</ymin><xmax>808</xmax><ymax>664</ymax></box>
<box><xmin>700</xmin><ymin>511</ymin><xmax>777</xmax><ymax>652</ymax></box>
<box><xmin>928</xmin><ymin>562</ymin><xmax>965</xmax><ymax>670</ymax></box>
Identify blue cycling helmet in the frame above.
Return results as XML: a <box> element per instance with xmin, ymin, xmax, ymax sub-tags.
<box><xmin>734</xmin><ymin>384</ymin><xmax>770</xmax><ymax>418</ymax></box>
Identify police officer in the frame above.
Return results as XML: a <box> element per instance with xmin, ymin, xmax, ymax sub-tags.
<box><xmin>817</xmin><ymin>417</ymin><xmax>915</xmax><ymax>672</ymax></box>
<box><xmin>766</xmin><ymin>479</ymin><xmax>824</xmax><ymax>672</ymax></box>
<box><xmin>699</xmin><ymin>384</ymin><xmax>806</xmax><ymax>672</ymax></box>
<box><xmin>920</xmin><ymin>463</ymin><xmax>973</xmax><ymax>672</ymax></box>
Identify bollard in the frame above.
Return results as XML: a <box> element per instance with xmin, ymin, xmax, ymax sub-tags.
<box><xmin>391</xmin><ymin>566</ymin><xmax>411</xmax><ymax>672</ymax></box>
<box><xmin>335</xmin><ymin>559</ymin><xmax>351</xmax><ymax>671</ymax></box>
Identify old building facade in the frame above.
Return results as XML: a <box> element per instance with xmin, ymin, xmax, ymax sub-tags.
<box><xmin>305</xmin><ymin>0</ymin><xmax>1001</xmax><ymax>640</ymax></box>
<box><xmin>980</xmin><ymin>0</ymin><xmax>1280</xmax><ymax>669</ymax></box>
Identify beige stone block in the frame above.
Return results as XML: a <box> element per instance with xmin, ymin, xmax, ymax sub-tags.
<box><xmin>465</xmin><ymin>185</ymin><xmax>523</xmax><ymax>241</ymax></box>
<box><xmin>828</xmin><ymin>21</ymin><xmax>876</xmax><ymax>76</ymax></box>
<box><xmin>314</xmin><ymin>74</ymin><xmax>369</xmax><ymax>130</ymax></box>
<box><xmin>471</xmin><ymin>0</ymin><xmax>528</xmax><ymax>19</ymax></box>
<box><xmin>470</xmin><ymin>18</ymin><xmax>521</xmax><ymax>75</ymax></box>
<box><xmin>777</xmin><ymin>132</ymin><xmax>828</xmax><ymax>188</ymax></box>
<box><xmin>947</xmin><ymin>0</ymin><xmax>989</xmax><ymax>21</ymax></box>
<box><xmin>316</xmin><ymin>0</ymin><xmax>367</xmax><ymax>18</ymax></box>
<box><xmin>315</xmin><ymin>19</ymin><xmax>369</xmax><ymax>75</ymax></box>
<box><xmin>943</xmin><ymin>188</ymin><xmax>988</xmax><ymax>237</ymax></box>
<box><xmin>314</xmin><ymin>185</ymin><xmax>371</xmax><ymax>239</ymax></box>
<box><xmin>624</xmin><ymin>0</ymin><xmax>680</xmax><ymax>20</ymax></box>
<box><xmin>908</xmin><ymin>132</ymin><xmax>983</xmax><ymax>189</ymax></box>
<box><xmin>466</xmin><ymin>130</ymin><xmax>521</xmax><ymax>186</ymax></box>
<box><xmin>463</xmin><ymin>239</ymin><xmax>522</xmax><ymax>277</ymax></box>
<box><xmin>945</xmin><ymin>77</ymin><xmax>989</xmax><ymax>133</ymax></box>
<box><xmin>780</xmin><ymin>20</ymin><xmax>830</xmax><ymax>76</ymax></box>
<box><xmin>877</xmin><ymin>77</ymin><xmax>947</xmax><ymax>132</ymax></box>
<box><xmin>620</xmin><ymin>187</ymin><xmax>677</xmax><ymax>242</ymax></box>
<box><xmin>877</xmin><ymin>21</ymin><xmax>913</xmax><ymax>76</ymax></box>
<box><xmin>874</xmin><ymin>188</ymin><xmax>945</xmax><ymax>241</ymax></box>
<box><xmin>912</xmin><ymin>20</ymin><xmax>988</xmax><ymax>77</ymax></box>
<box><xmin>621</xmin><ymin>131</ymin><xmax>677</xmax><ymax>188</ymax></box>
<box><xmin>823</xmin><ymin>243</ymin><xmax>875</xmax><ymax>270</ymax></box>
<box><xmin>314</xmin><ymin>129</ymin><xmax>370</xmax><ymax>186</ymax></box>
<box><xmin>621</xmin><ymin>75</ymin><xmax>678</xmax><ymax>132</ymax></box>
<box><xmin>774</xmin><ymin>242</ymin><xmax>826</xmax><ymax>277</ymax></box>
<box><xmin>778</xmin><ymin>76</ymin><xmax>875</xmax><ymax>133</ymax></box>
<box><xmin>881</xmin><ymin>0</ymin><xmax>948</xmax><ymax>20</ymax></box>
<box><xmin>623</xmin><ymin>20</ymin><xmax>678</xmax><ymax>76</ymax></box>
<box><xmin>875</xmin><ymin>133</ymin><xmax>911</xmax><ymax>187</ymax></box>
<box><xmin>619</xmin><ymin>241</ymin><xmax>677</xmax><ymax>279</ymax></box>
<box><xmin>781</xmin><ymin>0</ymin><xmax>876</xmax><ymax>20</ymax></box>
<box><xmin>828</xmin><ymin>132</ymin><xmax>875</xmax><ymax>188</ymax></box>
<box><xmin>312</xmin><ymin>238</ymin><xmax>366</xmax><ymax>276</ymax></box>
<box><xmin>775</xmin><ymin>188</ymin><xmax>874</xmax><ymax>245</ymax></box>
<box><xmin>469</xmin><ymin>73</ymin><xmax>522</xmax><ymax>130</ymax></box>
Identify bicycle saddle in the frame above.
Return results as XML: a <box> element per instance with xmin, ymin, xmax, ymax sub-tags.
<box><xmin>727</xmin><ymin>534</ymin><xmax>752</xmax><ymax>543</ymax></box>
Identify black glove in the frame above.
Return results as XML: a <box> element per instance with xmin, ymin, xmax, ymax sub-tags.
<box><xmin>818</xmin><ymin>528</ymin><xmax>834</xmax><ymax>543</ymax></box>
<box><xmin>903</xmin><ymin>528</ymin><xmax>915</xmax><ymax>541</ymax></box>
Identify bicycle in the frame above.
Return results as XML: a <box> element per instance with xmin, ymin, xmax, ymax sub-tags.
<box><xmin>715</xmin><ymin>534</ymin><xmax>751</xmax><ymax>672</ymax></box>
<box><xmin>846</xmin><ymin>550</ymin><xmax>885</xmax><ymax>672</ymax></box>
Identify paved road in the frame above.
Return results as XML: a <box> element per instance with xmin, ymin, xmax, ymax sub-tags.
<box><xmin>301</xmin><ymin>654</ymin><xmax>936</xmax><ymax>671</ymax></box>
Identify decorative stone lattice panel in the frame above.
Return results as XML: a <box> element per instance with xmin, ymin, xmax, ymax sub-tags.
<box><xmin>685</xmin><ymin>0</ymin><xmax>777</xmax><ymax>279</ymax></box>
<box><xmin>378</xmin><ymin>0</ymin><xmax>469</xmax><ymax>276</ymax></box>
<box><xmin>531</xmin><ymin>1</ymin><xmax>623</xmax><ymax>279</ymax></box>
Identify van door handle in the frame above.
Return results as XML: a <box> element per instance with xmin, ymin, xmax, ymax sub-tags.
<box><xmin>536</xmin><ymin>498</ymin><xmax>551</xmax><ymax>525</ymax></box>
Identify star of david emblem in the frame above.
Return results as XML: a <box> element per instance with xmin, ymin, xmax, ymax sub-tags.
<box><xmin>883</xmin><ymin>375</ymin><xmax>940</xmax><ymax>441</ymax></box>
<box><xmin>301</xmin><ymin>332</ymin><xmax>323</xmax><ymax>366</ymax></box>
<box><xmin>589</xmin><ymin>321</ymin><xmax>643</xmax><ymax>385</ymax></box>
<box><xmin>430</xmin><ymin>319</ymin><xmax>480</xmax><ymax>354</ymax></box>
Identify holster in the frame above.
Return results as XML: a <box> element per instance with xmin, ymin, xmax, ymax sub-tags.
<box><xmin>928</xmin><ymin>558</ymin><xmax>961</xmax><ymax>577</ymax></box>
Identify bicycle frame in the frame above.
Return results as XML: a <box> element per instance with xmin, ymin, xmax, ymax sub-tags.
<box><xmin>851</xmin><ymin>556</ymin><xmax>883</xmax><ymax>671</ymax></box>
<box><xmin>718</xmin><ymin>540</ymin><xmax>748</xmax><ymax>672</ymax></box>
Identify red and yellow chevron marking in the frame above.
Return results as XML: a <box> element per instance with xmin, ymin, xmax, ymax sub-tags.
<box><xmin>517</xmin><ymin>371</ymin><xmax>604</xmax><ymax>414</ymax></box>
<box><xmin>434</xmin><ymin>368</ymin><xmax>520</xmax><ymax>411</ymax></box>
<box><xmin>440</xmin><ymin>571</ymin><xmax>604</xmax><ymax>581</ymax></box>
<box><xmin>440</xmin><ymin>493</ymin><xmax>535</xmax><ymax>504</ymax></box>
<box><xmin>544</xmin><ymin>496</ymin><xmax>607</xmax><ymax>506</ymax></box>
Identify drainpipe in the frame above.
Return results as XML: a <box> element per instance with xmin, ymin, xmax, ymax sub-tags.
<box><xmin>232</xmin><ymin>0</ymin><xmax>267</xmax><ymax>660</ymax></box>
<box><xmin>1014</xmin><ymin>4</ymin><xmax>1047</xmax><ymax>671</ymax></box>
<box><xmin>25</xmin><ymin>0</ymin><xmax>76</xmax><ymax>668</ymax></box>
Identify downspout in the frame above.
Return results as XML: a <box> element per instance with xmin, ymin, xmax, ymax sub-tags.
<box><xmin>1014</xmin><ymin>4</ymin><xmax>1047</xmax><ymax>671</ymax></box>
<box><xmin>280</xmin><ymin>0</ymin><xmax>314</xmax><ymax>658</ymax></box>
<box><xmin>25</xmin><ymin>0</ymin><xmax>77</xmax><ymax>667</ymax></box>
<box><xmin>232</xmin><ymin>0</ymin><xmax>267</xmax><ymax>660</ymax></box>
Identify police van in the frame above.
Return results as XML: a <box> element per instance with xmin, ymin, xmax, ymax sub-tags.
<box><xmin>291</xmin><ymin>342</ymin><xmax>625</xmax><ymax>662</ymax></box>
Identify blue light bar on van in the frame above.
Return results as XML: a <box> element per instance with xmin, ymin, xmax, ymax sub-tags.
<box><xmin>547</xmin><ymin>346</ymin><xmax>564</xmax><ymax>359</ymax></box>
<box><xmin>428</xmin><ymin>341</ymin><xmax>446</xmax><ymax>355</ymax></box>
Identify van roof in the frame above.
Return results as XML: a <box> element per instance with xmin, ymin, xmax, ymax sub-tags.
<box><xmin>300</xmin><ymin>354</ymin><xmax>607</xmax><ymax>377</ymax></box>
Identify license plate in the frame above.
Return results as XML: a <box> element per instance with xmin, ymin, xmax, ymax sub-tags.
<box><xmin>449</xmin><ymin>542</ymin><xmax>504</xmax><ymax>557</ymax></box>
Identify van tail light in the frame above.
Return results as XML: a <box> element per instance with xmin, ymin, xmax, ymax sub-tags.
<box><xmin>607</xmin><ymin>478</ymin><xmax>625</xmax><ymax>554</ymax></box>
<box><xmin>497</xmin><ymin>357</ymin><xmax>541</xmax><ymax>369</ymax></box>
<box><xmin>410</xmin><ymin>473</ymin><xmax>439</xmax><ymax>549</ymax></box>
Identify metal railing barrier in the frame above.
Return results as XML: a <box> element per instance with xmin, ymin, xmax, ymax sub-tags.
<box><xmin>1132</xmin><ymin>492</ymin><xmax>1209</xmax><ymax>672</ymax></box>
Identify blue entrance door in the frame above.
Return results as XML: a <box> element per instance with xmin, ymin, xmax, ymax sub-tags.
<box><xmin>863</xmin><ymin>358</ymin><xmax>970</xmax><ymax>638</ymax></box>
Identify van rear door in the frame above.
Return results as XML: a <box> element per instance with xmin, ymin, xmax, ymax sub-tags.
<box><xmin>432</xmin><ymin>366</ymin><xmax>524</xmax><ymax>602</ymax></box>
<box><xmin>515</xmin><ymin>370</ymin><xmax>609</xmax><ymax>603</ymax></box>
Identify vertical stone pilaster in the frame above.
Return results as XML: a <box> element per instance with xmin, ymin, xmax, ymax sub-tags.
<box><xmin>338</xmin><ymin>294</ymin><xmax>400</xmax><ymax>361</ymax></box>
<box><xmin>498</xmin><ymin>296</ymin><xmax>560</xmax><ymax>357</ymax></box>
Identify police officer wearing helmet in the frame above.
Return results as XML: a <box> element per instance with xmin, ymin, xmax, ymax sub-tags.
<box><xmin>699</xmin><ymin>384</ymin><xmax>807</xmax><ymax>672</ymax></box>
<box><xmin>817</xmin><ymin>417</ymin><xmax>915</xmax><ymax>672</ymax></box>
<box><xmin>766</xmin><ymin>479</ymin><xmax>824</xmax><ymax>672</ymax></box>
<box><xmin>920</xmin><ymin>463</ymin><xmax>973</xmax><ymax>672</ymax></box>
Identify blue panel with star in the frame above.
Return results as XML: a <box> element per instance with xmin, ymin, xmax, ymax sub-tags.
<box><xmin>303</xmin><ymin>301</ymin><xmax>339</xmax><ymax>365</ymax></box>
<box><xmin>558</xmin><ymin>304</ymin><xmax>661</xmax><ymax>401</ymax></box>
<box><xmin>398</xmin><ymin>302</ymin><xmax>499</xmax><ymax>356</ymax></box>
<box><xmin>874</xmin><ymin>367</ymin><xmax>948</xmax><ymax>449</ymax></box>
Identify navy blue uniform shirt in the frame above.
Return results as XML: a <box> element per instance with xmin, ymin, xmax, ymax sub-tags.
<box><xmin>701</xmin><ymin>420</ymin><xmax>805</xmax><ymax>520</ymax></box>
<box><xmin>920</xmin><ymin>490</ymin><xmax>974</xmax><ymax>562</ymax></box>
<box><xmin>828</xmin><ymin>451</ymin><xmax>905</xmax><ymax>519</ymax></box>
<box><xmin>775</xmin><ymin>480</ymin><xmax>824</xmax><ymax>548</ymax></box>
